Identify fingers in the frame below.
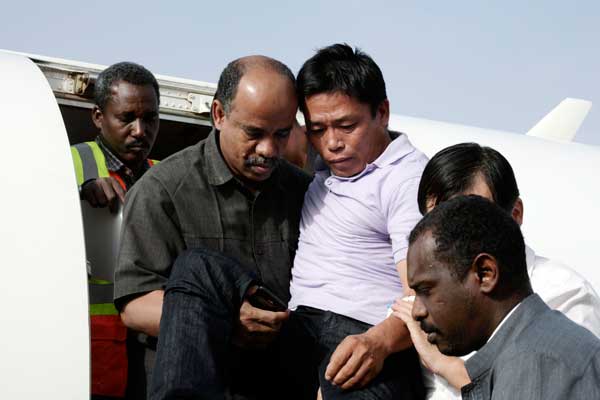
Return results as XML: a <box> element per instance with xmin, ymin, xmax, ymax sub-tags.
<box><xmin>391</xmin><ymin>296</ymin><xmax>416</xmax><ymax>325</ymax></box>
<box><xmin>240</xmin><ymin>300</ymin><xmax>289</xmax><ymax>332</ymax></box>
<box><xmin>334</xmin><ymin>352</ymin><xmax>371</xmax><ymax>390</ymax></box>
<box><xmin>391</xmin><ymin>301</ymin><xmax>414</xmax><ymax>325</ymax></box>
<box><xmin>80</xmin><ymin>180</ymin><xmax>102</xmax><ymax>207</ymax></box>
<box><xmin>325</xmin><ymin>338</ymin><xmax>354</xmax><ymax>382</ymax></box>
<box><xmin>392</xmin><ymin>295</ymin><xmax>414</xmax><ymax>309</ymax></box>
<box><xmin>102</xmin><ymin>178</ymin><xmax>124</xmax><ymax>214</ymax></box>
<box><xmin>80</xmin><ymin>177</ymin><xmax>125</xmax><ymax>213</ymax></box>
<box><xmin>325</xmin><ymin>335</ymin><xmax>383</xmax><ymax>390</ymax></box>
<box><xmin>388</xmin><ymin>303</ymin><xmax>440</xmax><ymax>373</ymax></box>
<box><xmin>110</xmin><ymin>177</ymin><xmax>126</xmax><ymax>204</ymax></box>
<box><xmin>235</xmin><ymin>300</ymin><xmax>289</xmax><ymax>347</ymax></box>
<box><xmin>348</xmin><ymin>359</ymin><xmax>378</xmax><ymax>389</ymax></box>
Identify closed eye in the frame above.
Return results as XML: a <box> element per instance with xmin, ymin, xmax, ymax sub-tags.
<box><xmin>118</xmin><ymin>113</ymin><xmax>136</xmax><ymax>124</ymax></box>
<box><xmin>307</xmin><ymin>126</ymin><xmax>324</xmax><ymax>135</ymax></box>
<box><xmin>275</xmin><ymin>129</ymin><xmax>291</xmax><ymax>139</ymax></box>
<box><xmin>144</xmin><ymin>112</ymin><xmax>159</xmax><ymax>123</ymax></box>
<box><xmin>244</xmin><ymin>128</ymin><xmax>264</xmax><ymax>139</ymax></box>
<box><xmin>340</xmin><ymin>123</ymin><xmax>357</xmax><ymax>132</ymax></box>
<box><xmin>414</xmin><ymin>285</ymin><xmax>431</xmax><ymax>296</ymax></box>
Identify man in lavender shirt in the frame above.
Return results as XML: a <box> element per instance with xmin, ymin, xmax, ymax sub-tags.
<box><xmin>148</xmin><ymin>45</ymin><xmax>427</xmax><ymax>400</ymax></box>
<box><xmin>288</xmin><ymin>43</ymin><xmax>429</xmax><ymax>399</ymax></box>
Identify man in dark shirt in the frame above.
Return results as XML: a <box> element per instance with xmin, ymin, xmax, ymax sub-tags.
<box><xmin>114</xmin><ymin>55</ymin><xmax>311</xmax><ymax>398</ymax></box>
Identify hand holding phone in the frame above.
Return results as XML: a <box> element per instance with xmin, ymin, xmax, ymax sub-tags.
<box><xmin>247</xmin><ymin>285</ymin><xmax>287</xmax><ymax>312</ymax></box>
<box><xmin>233</xmin><ymin>286</ymin><xmax>289</xmax><ymax>348</ymax></box>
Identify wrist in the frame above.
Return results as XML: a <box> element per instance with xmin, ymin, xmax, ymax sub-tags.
<box><xmin>434</xmin><ymin>355</ymin><xmax>469</xmax><ymax>388</ymax></box>
<box><xmin>79</xmin><ymin>179</ymin><xmax>95</xmax><ymax>199</ymax></box>
<box><xmin>365</xmin><ymin>323</ymin><xmax>394</xmax><ymax>357</ymax></box>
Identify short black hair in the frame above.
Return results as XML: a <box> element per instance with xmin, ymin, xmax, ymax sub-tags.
<box><xmin>213</xmin><ymin>57</ymin><xmax>295</xmax><ymax>116</ymax></box>
<box><xmin>409</xmin><ymin>195</ymin><xmax>529</xmax><ymax>292</ymax></box>
<box><xmin>296</xmin><ymin>43</ymin><xmax>387</xmax><ymax>117</ymax></box>
<box><xmin>94</xmin><ymin>62</ymin><xmax>160</xmax><ymax>110</ymax></box>
<box><xmin>417</xmin><ymin>143</ymin><xmax>519</xmax><ymax>215</ymax></box>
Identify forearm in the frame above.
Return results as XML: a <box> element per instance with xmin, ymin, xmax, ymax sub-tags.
<box><xmin>120</xmin><ymin>289</ymin><xmax>164</xmax><ymax>337</ymax></box>
<box><xmin>364</xmin><ymin>259</ymin><xmax>416</xmax><ymax>354</ymax></box>
<box><xmin>433</xmin><ymin>355</ymin><xmax>471</xmax><ymax>390</ymax></box>
<box><xmin>365</xmin><ymin>315</ymin><xmax>412</xmax><ymax>356</ymax></box>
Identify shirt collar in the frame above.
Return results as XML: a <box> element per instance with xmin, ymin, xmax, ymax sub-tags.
<box><xmin>315</xmin><ymin>130</ymin><xmax>414</xmax><ymax>181</ymax></box>
<box><xmin>525</xmin><ymin>244</ymin><xmax>535</xmax><ymax>275</ymax></box>
<box><xmin>95</xmin><ymin>136</ymin><xmax>125</xmax><ymax>173</ymax></box>
<box><xmin>486</xmin><ymin>301</ymin><xmax>522</xmax><ymax>343</ymax></box>
<box><xmin>95</xmin><ymin>136</ymin><xmax>152</xmax><ymax>182</ymax></box>
<box><xmin>371</xmin><ymin>131</ymin><xmax>413</xmax><ymax>168</ymax></box>
<box><xmin>204</xmin><ymin>129</ymin><xmax>235</xmax><ymax>186</ymax></box>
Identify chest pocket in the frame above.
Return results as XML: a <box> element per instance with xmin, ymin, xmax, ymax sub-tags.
<box><xmin>179</xmin><ymin>187</ymin><xmax>254</xmax><ymax>272</ymax></box>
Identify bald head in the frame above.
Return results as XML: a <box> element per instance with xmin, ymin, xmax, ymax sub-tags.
<box><xmin>213</xmin><ymin>55</ymin><xmax>296</xmax><ymax>116</ymax></box>
<box><xmin>211</xmin><ymin>55</ymin><xmax>298</xmax><ymax>187</ymax></box>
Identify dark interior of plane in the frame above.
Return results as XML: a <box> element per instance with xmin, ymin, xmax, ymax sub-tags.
<box><xmin>58</xmin><ymin>104</ymin><xmax>213</xmax><ymax>161</ymax></box>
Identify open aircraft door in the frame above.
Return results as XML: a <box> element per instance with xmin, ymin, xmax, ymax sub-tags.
<box><xmin>0</xmin><ymin>51</ymin><xmax>89</xmax><ymax>398</ymax></box>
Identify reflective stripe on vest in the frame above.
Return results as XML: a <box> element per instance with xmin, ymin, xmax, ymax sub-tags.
<box><xmin>71</xmin><ymin>141</ymin><xmax>110</xmax><ymax>186</ymax></box>
<box><xmin>89</xmin><ymin>278</ymin><xmax>118</xmax><ymax>316</ymax></box>
<box><xmin>71</xmin><ymin>141</ymin><xmax>159</xmax><ymax>187</ymax></box>
<box><xmin>71</xmin><ymin>141</ymin><xmax>158</xmax><ymax>316</ymax></box>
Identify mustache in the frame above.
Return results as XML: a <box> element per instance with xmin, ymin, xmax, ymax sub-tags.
<box><xmin>420</xmin><ymin>321</ymin><xmax>438</xmax><ymax>335</ymax></box>
<box><xmin>245</xmin><ymin>156</ymin><xmax>278</xmax><ymax>168</ymax></box>
<box><xmin>126</xmin><ymin>139</ymin><xmax>148</xmax><ymax>149</ymax></box>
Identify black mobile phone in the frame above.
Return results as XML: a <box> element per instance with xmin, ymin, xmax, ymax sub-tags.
<box><xmin>248</xmin><ymin>285</ymin><xmax>287</xmax><ymax>312</ymax></box>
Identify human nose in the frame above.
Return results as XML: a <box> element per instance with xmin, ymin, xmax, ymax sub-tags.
<box><xmin>130</xmin><ymin>118</ymin><xmax>146</xmax><ymax>138</ymax></box>
<box><xmin>255</xmin><ymin>136</ymin><xmax>278</xmax><ymax>159</ymax></box>
<box><xmin>324</xmin><ymin>129</ymin><xmax>344</xmax><ymax>152</ymax></box>
<box><xmin>411</xmin><ymin>296</ymin><xmax>427</xmax><ymax>321</ymax></box>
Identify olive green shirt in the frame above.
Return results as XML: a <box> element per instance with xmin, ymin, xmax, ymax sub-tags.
<box><xmin>114</xmin><ymin>130</ymin><xmax>311</xmax><ymax>310</ymax></box>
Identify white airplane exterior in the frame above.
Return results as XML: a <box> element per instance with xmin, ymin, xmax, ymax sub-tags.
<box><xmin>0</xmin><ymin>50</ymin><xmax>598</xmax><ymax>398</ymax></box>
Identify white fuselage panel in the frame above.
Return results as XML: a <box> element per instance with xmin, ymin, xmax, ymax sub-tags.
<box><xmin>391</xmin><ymin>115</ymin><xmax>600</xmax><ymax>292</ymax></box>
<box><xmin>0</xmin><ymin>52</ymin><xmax>89</xmax><ymax>398</ymax></box>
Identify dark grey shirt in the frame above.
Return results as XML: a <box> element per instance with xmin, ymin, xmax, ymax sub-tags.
<box><xmin>114</xmin><ymin>130</ymin><xmax>311</xmax><ymax>309</ymax></box>
<box><xmin>462</xmin><ymin>294</ymin><xmax>600</xmax><ymax>400</ymax></box>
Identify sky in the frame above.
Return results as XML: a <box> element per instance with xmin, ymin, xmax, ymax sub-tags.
<box><xmin>2</xmin><ymin>1</ymin><xmax>599</xmax><ymax>145</ymax></box>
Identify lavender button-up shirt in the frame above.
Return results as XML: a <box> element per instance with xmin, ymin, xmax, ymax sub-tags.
<box><xmin>289</xmin><ymin>132</ymin><xmax>428</xmax><ymax>325</ymax></box>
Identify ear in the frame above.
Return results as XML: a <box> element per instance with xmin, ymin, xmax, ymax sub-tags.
<box><xmin>376</xmin><ymin>99</ymin><xmax>390</xmax><ymax>127</ymax></box>
<box><xmin>425</xmin><ymin>196</ymin><xmax>437</xmax><ymax>214</ymax></box>
<box><xmin>511</xmin><ymin>198</ymin><xmax>524</xmax><ymax>226</ymax></box>
<box><xmin>471</xmin><ymin>253</ymin><xmax>499</xmax><ymax>294</ymax></box>
<box><xmin>92</xmin><ymin>105</ymin><xmax>103</xmax><ymax>130</ymax></box>
<box><xmin>211</xmin><ymin>99</ymin><xmax>226</xmax><ymax>131</ymax></box>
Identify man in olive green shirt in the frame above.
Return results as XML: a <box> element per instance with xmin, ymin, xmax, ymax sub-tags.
<box><xmin>114</xmin><ymin>55</ymin><xmax>310</xmax><ymax>398</ymax></box>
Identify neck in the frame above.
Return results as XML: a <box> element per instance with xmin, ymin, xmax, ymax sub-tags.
<box><xmin>483</xmin><ymin>290</ymin><xmax>531</xmax><ymax>341</ymax></box>
<box><xmin>98</xmin><ymin>135</ymin><xmax>144</xmax><ymax>174</ymax></box>
<box><xmin>368</xmin><ymin>129</ymin><xmax>392</xmax><ymax>163</ymax></box>
<box><xmin>128</xmin><ymin>161</ymin><xmax>145</xmax><ymax>177</ymax></box>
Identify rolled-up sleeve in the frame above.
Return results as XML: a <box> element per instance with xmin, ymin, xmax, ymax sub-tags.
<box><xmin>114</xmin><ymin>173</ymin><xmax>185</xmax><ymax>310</ymax></box>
